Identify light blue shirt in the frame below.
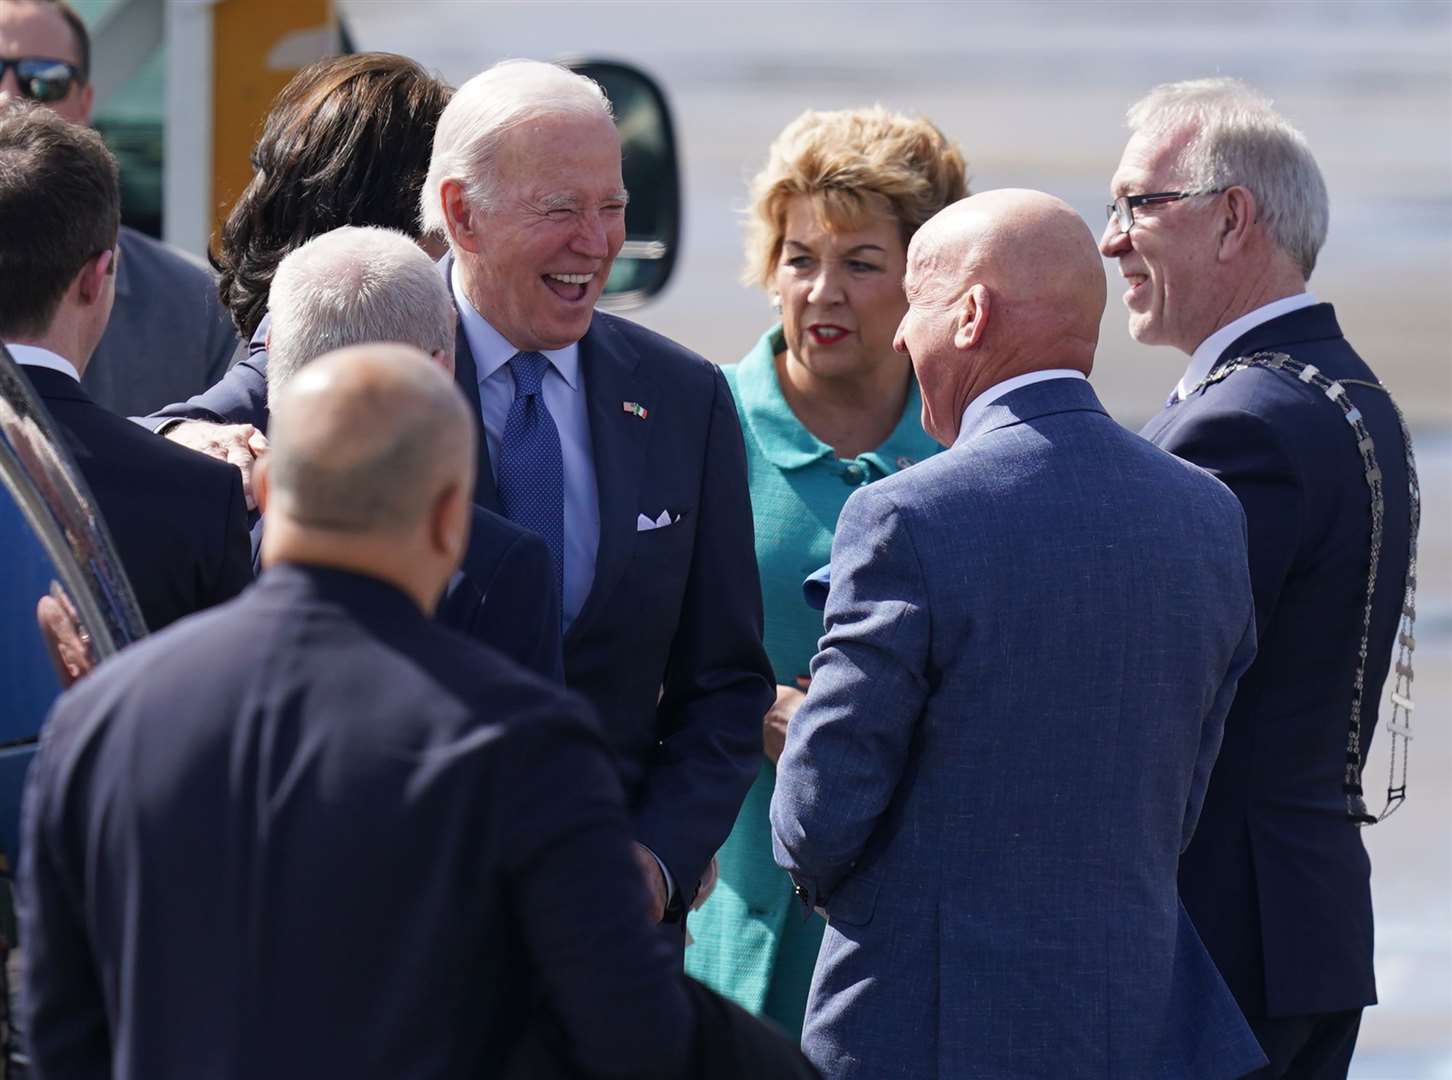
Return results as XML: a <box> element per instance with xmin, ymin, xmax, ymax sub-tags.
<box><xmin>451</xmin><ymin>266</ymin><xmax>600</xmax><ymax>628</ymax></box>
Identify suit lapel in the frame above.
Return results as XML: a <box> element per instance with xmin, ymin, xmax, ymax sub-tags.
<box><xmin>441</xmin><ymin>252</ymin><xmax>499</xmax><ymax>513</ymax></box>
<box><xmin>565</xmin><ymin>314</ymin><xmax>651</xmax><ymax>647</ymax></box>
<box><xmin>451</xmin><ymin>315</ymin><xmax>499</xmax><ymax>512</ymax></box>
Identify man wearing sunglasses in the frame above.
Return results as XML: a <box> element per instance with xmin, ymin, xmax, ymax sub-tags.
<box><xmin>0</xmin><ymin>0</ymin><xmax>238</xmax><ymax>417</ymax></box>
<box><xmin>1100</xmin><ymin>78</ymin><xmax>1415</xmax><ymax>1080</ymax></box>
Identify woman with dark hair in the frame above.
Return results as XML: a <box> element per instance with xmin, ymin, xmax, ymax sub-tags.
<box><xmin>141</xmin><ymin>52</ymin><xmax>452</xmax><ymax>485</ymax></box>
<box><xmin>214</xmin><ymin>52</ymin><xmax>452</xmax><ymax>341</ymax></box>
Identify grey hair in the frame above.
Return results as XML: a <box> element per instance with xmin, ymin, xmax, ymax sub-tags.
<box><xmin>419</xmin><ymin>58</ymin><xmax>613</xmax><ymax>238</ymax></box>
<box><xmin>1126</xmin><ymin>77</ymin><xmax>1329</xmax><ymax>279</ymax></box>
<box><xmin>266</xmin><ymin>225</ymin><xmax>455</xmax><ymax>399</ymax></box>
<box><xmin>267</xmin><ymin>344</ymin><xmax>475</xmax><ymax>535</ymax></box>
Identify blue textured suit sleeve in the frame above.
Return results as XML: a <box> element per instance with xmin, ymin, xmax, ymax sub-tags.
<box><xmin>770</xmin><ymin>483</ymin><xmax>931</xmax><ymax>904</ymax></box>
<box><xmin>633</xmin><ymin>366</ymin><xmax>773</xmax><ymax>896</ymax></box>
<box><xmin>18</xmin><ymin>704</ymin><xmax>112</xmax><ymax>1077</ymax></box>
<box><xmin>1185</xmin><ymin>600</ymin><xmax>1257</xmax><ymax>850</ymax></box>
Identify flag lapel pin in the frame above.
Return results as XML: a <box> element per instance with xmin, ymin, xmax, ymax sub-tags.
<box><xmin>622</xmin><ymin>401</ymin><xmax>649</xmax><ymax>419</ymax></box>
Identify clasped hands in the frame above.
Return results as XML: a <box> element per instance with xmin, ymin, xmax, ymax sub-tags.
<box><xmin>164</xmin><ymin>421</ymin><xmax>270</xmax><ymax>509</ymax></box>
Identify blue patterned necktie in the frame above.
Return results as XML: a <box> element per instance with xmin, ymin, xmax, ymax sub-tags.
<box><xmin>496</xmin><ymin>351</ymin><xmax>564</xmax><ymax>618</ymax></box>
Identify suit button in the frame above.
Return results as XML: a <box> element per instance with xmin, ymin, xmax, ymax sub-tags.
<box><xmin>842</xmin><ymin>464</ymin><xmax>864</xmax><ymax>485</ymax></box>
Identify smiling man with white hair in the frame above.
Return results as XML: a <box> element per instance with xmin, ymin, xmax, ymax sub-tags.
<box><xmin>259</xmin><ymin>224</ymin><xmax>563</xmax><ymax>680</ymax></box>
<box><xmin>421</xmin><ymin>59</ymin><xmax>771</xmax><ymax>930</ymax></box>
<box><xmin>1100</xmin><ymin>78</ymin><xmax>1417</xmax><ymax>1079</ymax></box>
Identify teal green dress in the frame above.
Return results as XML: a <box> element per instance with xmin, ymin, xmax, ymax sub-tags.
<box><xmin>684</xmin><ymin>326</ymin><xmax>940</xmax><ymax>1036</ymax></box>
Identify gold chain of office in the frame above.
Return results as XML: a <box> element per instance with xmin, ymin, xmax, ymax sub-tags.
<box><xmin>1190</xmin><ymin>351</ymin><xmax>1420</xmax><ymax>826</ymax></box>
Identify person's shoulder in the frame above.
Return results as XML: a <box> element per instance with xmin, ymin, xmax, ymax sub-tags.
<box><xmin>118</xmin><ymin>225</ymin><xmax>217</xmax><ymax>286</ymax></box>
<box><xmin>589</xmin><ymin>310</ymin><xmax>720</xmax><ymax>388</ymax></box>
<box><xmin>81</xmin><ymin>402</ymin><xmax>240</xmax><ymax>487</ymax></box>
<box><xmin>49</xmin><ymin>597</ymin><xmax>248</xmax><ymax>725</ymax></box>
<box><xmin>409</xmin><ymin>618</ymin><xmax>594</xmax><ymax>733</ymax></box>
<box><xmin>460</xmin><ymin>504</ymin><xmax>550</xmax><ymax>578</ymax></box>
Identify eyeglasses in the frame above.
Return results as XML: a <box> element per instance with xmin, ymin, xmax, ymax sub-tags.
<box><xmin>0</xmin><ymin>57</ymin><xmax>84</xmax><ymax>105</ymax></box>
<box><xmin>1105</xmin><ymin>190</ymin><xmax>1222</xmax><ymax>235</ymax></box>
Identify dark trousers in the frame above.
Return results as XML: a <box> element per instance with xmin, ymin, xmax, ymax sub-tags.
<box><xmin>1244</xmin><ymin>1010</ymin><xmax>1363</xmax><ymax>1080</ymax></box>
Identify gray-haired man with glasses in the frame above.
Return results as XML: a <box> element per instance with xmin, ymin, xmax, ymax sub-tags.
<box><xmin>1100</xmin><ymin>78</ymin><xmax>1417</xmax><ymax>1080</ymax></box>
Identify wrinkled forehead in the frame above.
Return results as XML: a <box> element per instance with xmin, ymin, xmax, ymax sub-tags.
<box><xmin>495</xmin><ymin>111</ymin><xmax>623</xmax><ymax>192</ymax></box>
<box><xmin>1110</xmin><ymin>126</ymin><xmax>1193</xmax><ymax>195</ymax></box>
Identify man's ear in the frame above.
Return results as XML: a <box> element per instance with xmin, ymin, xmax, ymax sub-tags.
<box><xmin>74</xmin><ymin>249</ymin><xmax>113</xmax><ymax>307</ymax></box>
<box><xmin>440</xmin><ymin>179</ymin><xmax>483</xmax><ymax>255</ymax></box>
<box><xmin>253</xmin><ymin>453</ymin><xmax>270</xmax><ymax>515</ymax></box>
<box><xmin>429</xmin><ymin>477</ymin><xmax>471</xmax><ymax>564</ymax></box>
<box><xmin>430</xmin><ymin>348</ymin><xmax>455</xmax><ymax>378</ymax></box>
<box><xmin>1216</xmin><ymin>185</ymin><xmax>1258</xmax><ymax>262</ymax></box>
<box><xmin>953</xmin><ymin>283</ymin><xmax>990</xmax><ymax>351</ymax></box>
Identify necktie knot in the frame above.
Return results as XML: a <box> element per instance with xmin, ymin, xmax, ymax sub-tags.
<box><xmin>509</xmin><ymin>351</ymin><xmax>549</xmax><ymax>399</ymax></box>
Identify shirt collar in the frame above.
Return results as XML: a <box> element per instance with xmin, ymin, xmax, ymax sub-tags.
<box><xmin>1177</xmin><ymin>292</ymin><xmax>1318</xmax><ymax>401</ymax></box>
<box><xmin>5</xmin><ymin>343</ymin><xmax>81</xmax><ymax>382</ymax></box>
<box><xmin>953</xmin><ymin>369</ymin><xmax>1087</xmax><ymax>449</ymax></box>
<box><xmin>734</xmin><ymin>325</ymin><xmax>938</xmax><ymax>474</ymax></box>
<box><xmin>450</xmin><ymin>262</ymin><xmax>580</xmax><ymax>390</ymax></box>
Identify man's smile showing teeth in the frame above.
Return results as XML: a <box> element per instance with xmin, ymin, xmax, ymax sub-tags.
<box><xmin>543</xmin><ymin>272</ymin><xmax>594</xmax><ymax>301</ymax></box>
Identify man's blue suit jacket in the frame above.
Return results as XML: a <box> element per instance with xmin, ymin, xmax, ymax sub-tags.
<box><xmin>1141</xmin><ymin>303</ymin><xmax>1412</xmax><ymax>1019</ymax></box>
<box><xmin>143</xmin><ymin>256</ymin><xmax>773</xmax><ymax>896</ymax></box>
<box><xmin>771</xmin><ymin>378</ymin><xmax>1267</xmax><ymax>1080</ymax></box>
<box><xmin>248</xmin><ymin>507</ymin><xmax>564</xmax><ymax>683</ymax></box>
<box><xmin>18</xmin><ymin>563</ymin><xmax>695</xmax><ymax>1079</ymax></box>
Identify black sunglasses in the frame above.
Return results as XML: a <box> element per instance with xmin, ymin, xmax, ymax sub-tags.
<box><xmin>1106</xmin><ymin>189</ymin><xmax>1223</xmax><ymax>235</ymax></box>
<box><xmin>0</xmin><ymin>57</ymin><xmax>84</xmax><ymax>105</ymax></box>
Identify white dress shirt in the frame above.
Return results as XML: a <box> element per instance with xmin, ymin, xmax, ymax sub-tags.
<box><xmin>953</xmin><ymin>369</ymin><xmax>1088</xmax><ymax>450</ymax></box>
<box><xmin>6</xmin><ymin>344</ymin><xmax>81</xmax><ymax>382</ymax></box>
<box><xmin>451</xmin><ymin>266</ymin><xmax>601</xmax><ymax>629</ymax></box>
<box><xmin>1176</xmin><ymin>292</ymin><xmax>1318</xmax><ymax>402</ymax></box>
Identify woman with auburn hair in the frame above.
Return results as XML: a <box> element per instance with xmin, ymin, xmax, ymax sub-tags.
<box><xmin>685</xmin><ymin>106</ymin><xmax>967</xmax><ymax>1035</ymax></box>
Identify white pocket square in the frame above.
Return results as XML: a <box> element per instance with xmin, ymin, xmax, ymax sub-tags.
<box><xmin>636</xmin><ymin>510</ymin><xmax>681</xmax><ymax>532</ymax></box>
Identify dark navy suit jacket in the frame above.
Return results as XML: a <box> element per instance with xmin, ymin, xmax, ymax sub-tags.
<box><xmin>248</xmin><ymin>507</ymin><xmax>563</xmax><ymax>683</ymax></box>
<box><xmin>1142</xmin><ymin>303</ymin><xmax>1412</xmax><ymax>1018</ymax></box>
<box><xmin>143</xmin><ymin>257</ymin><xmax>773</xmax><ymax>897</ymax></box>
<box><xmin>18</xmin><ymin>564</ymin><xmax>695</xmax><ymax>1080</ymax></box>
<box><xmin>25</xmin><ymin>365</ymin><xmax>252</xmax><ymax>633</ymax></box>
<box><xmin>772</xmin><ymin>378</ymin><xmax>1266</xmax><ymax>1079</ymax></box>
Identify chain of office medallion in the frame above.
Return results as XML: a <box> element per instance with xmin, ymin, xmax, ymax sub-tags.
<box><xmin>1193</xmin><ymin>351</ymin><xmax>1420</xmax><ymax>825</ymax></box>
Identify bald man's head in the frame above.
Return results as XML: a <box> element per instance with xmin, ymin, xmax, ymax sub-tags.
<box><xmin>266</xmin><ymin>343</ymin><xmax>475</xmax><ymax>537</ymax></box>
<box><xmin>895</xmin><ymin>189</ymin><xmax>1106</xmax><ymax>444</ymax></box>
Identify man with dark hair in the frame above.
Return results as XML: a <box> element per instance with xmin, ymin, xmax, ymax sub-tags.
<box><xmin>0</xmin><ymin>0</ymin><xmax>239</xmax><ymax>416</ymax></box>
<box><xmin>0</xmin><ymin>102</ymin><xmax>251</xmax><ymax>631</ymax></box>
